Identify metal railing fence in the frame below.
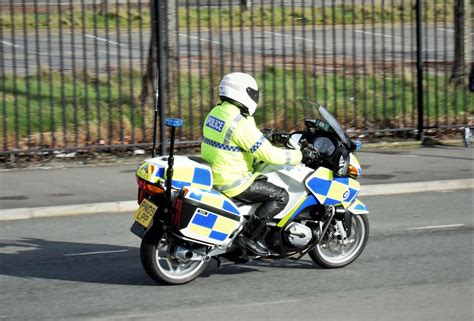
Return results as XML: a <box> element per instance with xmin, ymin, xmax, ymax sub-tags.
<box><xmin>0</xmin><ymin>0</ymin><xmax>472</xmax><ymax>156</ymax></box>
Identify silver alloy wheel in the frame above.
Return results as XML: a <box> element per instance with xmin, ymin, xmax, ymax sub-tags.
<box><xmin>155</xmin><ymin>235</ymin><xmax>207</xmax><ymax>281</ymax></box>
<box><xmin>316</xmin><ymin>215</ymin><xmax>366</xmax><ymax>264</ymax></box>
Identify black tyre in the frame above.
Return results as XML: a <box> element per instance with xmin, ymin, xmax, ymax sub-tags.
<box><xmin>140</xmin><ymin>231</ymin><xmax>209</xmax><ymax>285</ymax></box>
<box><xmin>309</xmin><ymin>214</ymin><xmax>369</xmax><ymax>268</ymax></box>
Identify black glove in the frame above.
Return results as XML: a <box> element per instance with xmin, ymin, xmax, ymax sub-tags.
<box><xmin>261</xmin><ymin>128</ymin><xmax>274</xmax><ymax>140</ymax></box>
<box><xmin>271</xmin><ymin>131</ymin><xmax>290</xmax><ymax>145</ymax></box>
<box><xmin>302</xmin><ymin>146</ymin><xmax>320</xmax><ymax>165</ymax></box>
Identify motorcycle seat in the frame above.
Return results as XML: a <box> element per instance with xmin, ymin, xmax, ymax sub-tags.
<box><xmin>230</xmin><ymin>198</ymin><xmax>246</xmax><ymax>207</ymax></box>
<box><xmin>188</xmin><ymin>156</ymin><xmax>210</xmax><ymax>165</ymax></box>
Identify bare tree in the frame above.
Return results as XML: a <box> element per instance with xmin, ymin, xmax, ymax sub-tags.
<box><xmin>166</xmin><ymin>0</ymin><xmax>177</xmax><ymax>87</ymax></box>
<box><xmin>452</xmin><ymin>0</ymin><xmax>471</xmax><ymax>85</ymax></box>
<box><xmin>240</xmin><ymin>0</ymin><xmax>253</xmax><ymax>11</ymax></box>
<box><xmin>142</xmin><ymin>0</ymin><xmax>177</xmax><ymax>107</ymax></box>
<box><xmin>99</xmin><ymin>0</ymin><xmax>107</xmax><ymax>15</ymax></box>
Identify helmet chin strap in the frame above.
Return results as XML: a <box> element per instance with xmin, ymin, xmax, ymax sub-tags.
<box><xmin>220</xmin><ymin>96</ymin><xmax>250</xmax><ymax>117</ymax></box>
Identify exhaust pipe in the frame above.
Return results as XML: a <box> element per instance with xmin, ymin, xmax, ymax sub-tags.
<box><xmin>174</xmin><ymin>246</ymin><xmax>210</xmax><ymax>262</ymax></box>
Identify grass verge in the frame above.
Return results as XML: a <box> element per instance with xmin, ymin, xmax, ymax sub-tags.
<box><xmin>1</xmin><ymin>66</ymin><xmax>472</xmax><ymax>151</ymax></box>
<box><xmin>0</xmin><ymin>1</ymin><xmax>460</xmax><ymax>30</ymax></box>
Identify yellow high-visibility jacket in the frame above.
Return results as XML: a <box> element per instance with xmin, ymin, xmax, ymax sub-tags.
<box><xmin>201</xmin><ymin>101</ymin><xmax>302</xmax><ymax>197</ymax></box>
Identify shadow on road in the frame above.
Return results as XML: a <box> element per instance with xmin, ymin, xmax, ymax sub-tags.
<box><xmin>0</xmin><ymin>237</ymin><xmax>154</xmax><ymax>286</ymax></box>
<box><xmin>0</xmin><ymin>238</ymin><xmax>318</xmax><ymax>286</ymax></box>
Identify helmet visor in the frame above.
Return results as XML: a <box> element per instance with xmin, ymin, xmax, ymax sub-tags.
<box><xmin>246</xmin><ymin>87</ymin><xmax>259</xmax><ymax>105</ymax></box>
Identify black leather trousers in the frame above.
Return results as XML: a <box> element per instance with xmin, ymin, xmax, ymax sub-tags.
<box><xmin>233</xmin><ymin>177</ymin><xmax>289</xmax><ymax>239</ymax></box>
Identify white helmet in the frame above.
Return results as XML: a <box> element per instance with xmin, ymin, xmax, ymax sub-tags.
<box><xmin>219</xmin><ymin>72</ymin><xmax>259</xmax><ymax>116</ymax></box>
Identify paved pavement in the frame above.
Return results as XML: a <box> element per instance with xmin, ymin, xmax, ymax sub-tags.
<box><xmin>0</xmin><ymin>144</ymin><xmax>472</xmax><ymax>220</ymax></box>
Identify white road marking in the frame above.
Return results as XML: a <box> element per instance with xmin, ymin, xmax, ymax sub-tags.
<box><xmin>1</xmin><ymin>39</ymin><xmax>20</xmax><ymax>48</ymax></box>
<box><xmin>355</xmin><ymin>30</ymin><xmax>398</xmax><ymax>39</ymax></box>
<box><xmin>0</xmin><ymin>40</ymin><xmax>50</xmax><ymax>56</ymax></box>
<box><xmin>265</xmin><ymin>31</ymin><xmax>314</xmax><ymax>42</ymax></box>
<box><xmin>265</xmin><ymin>31</ymin><xmax>291</xmax><ymax>38</ymax></box>
<box><xmin>408</xmin><ymin>224</ymin><xmax>465</xmax><ymax>231</ymax></box>
<box><xmin>179</xmin><ymin>33</ymin><xmax>221</xmax><ymax>45</ymax></box>
<box><xmin>85</xmin><ymin>34</ymin><xmax>125</xmax><ymax>46</ymax></box>
<box><xmin>294</xmin><ymin>36</ymin><xmax>311</xmax><ymax>41</ymax></box>
<box><xmin>64</xmin><ymin>249</ymin><xmax>128</xmax><ymax>256</ymax></box>
<box><xmin>265</xmin><ymin>31</ymin><xmax>364</xmax><ymax>47</ymax></box>
<box><xmin>438</xmin><ymin>28</ymin><xmax>474</xmax><ymax>35</ymax></box>
<box><xmin>438</xmin><ymin>28</ymin><xmax>454</xmax><ymax>33</ymax></box>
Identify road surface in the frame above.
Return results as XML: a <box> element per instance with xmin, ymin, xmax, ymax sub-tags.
<box><xmin>1</xmin><ymin>25</ymin><xmax>465</xmax><ymax>75</ymax></box>
<box><xmin>0</xmin><ymin>189</ymin><xmax>472</xmax><ymax>320</ymax></box>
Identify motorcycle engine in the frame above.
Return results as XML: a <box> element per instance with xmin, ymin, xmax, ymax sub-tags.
<box><xmin>284</xmin><ymin>222</ymin><xmax>313</xmax><ymax>247</ymax></box>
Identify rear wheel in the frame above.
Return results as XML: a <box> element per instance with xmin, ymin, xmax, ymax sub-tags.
<box><xmin>140</xmin><ymin>231</ymin><xmax>209</xmax><ymax>285</ymax></box>
<box><xmin>309</xmin><ymin>214</ymin><xmax>369</xmax><ymax>268</ymax></box>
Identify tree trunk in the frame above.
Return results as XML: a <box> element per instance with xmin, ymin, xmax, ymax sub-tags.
<box><xmin>99</xmin><ymin>0</ymin><xmax>107</xmax><ymax>15</ymax></box>
<box><xmin>240</xmin><ymin>0</ymin><xmax>252</xmax><ymax>11</ymax></box>
<box><xmin>166</xmin><ymin>0</ymin><xmax>177</xmax><ymax>97</ymax></box>
<box><xmin>142</xmin><ymin>1</ymin><xmax>176</xmax><ymax>108</ymax></box>
<box><xmin>452</xmin><ymin>0</ymin><xmax>471</xmax><ymax>85</ymax></box>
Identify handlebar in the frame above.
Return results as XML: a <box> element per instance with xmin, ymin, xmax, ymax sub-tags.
<box><xmin>287</xmin><ymin>138</ymin><xmax>300</xmax><ymax>150</ymax></box>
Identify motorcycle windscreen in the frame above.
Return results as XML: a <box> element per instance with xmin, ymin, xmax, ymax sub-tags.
<box><xmin>305</xmin><ymin>167</ymin><xmax>360</xmax><ymax>209</ymax></box>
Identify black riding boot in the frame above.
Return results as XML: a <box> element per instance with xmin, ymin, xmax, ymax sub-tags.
<box><xmin>238</xmin><ymin>215</ymin><xmax>270</xmax><ymax>255</ymax></box>
<box><xmin>234</xmin><ymin>177</ymin><xmax>289</xmax><ymax>256</ymax></box>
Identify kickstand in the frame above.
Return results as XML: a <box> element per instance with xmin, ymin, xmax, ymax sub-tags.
<box><xmin>214</xmin><ymin>257</ymin><xmax>238</xmax><ymax>269</ymax></box>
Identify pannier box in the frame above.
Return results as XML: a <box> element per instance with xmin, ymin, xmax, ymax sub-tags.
<box><xmin>136</xmin><ymin>156</ymin><xmax>213</xmax><ymax>190</ymax></box>
<box><xmin>175</xmin><ymin>187</ymin><xmax>243</xmax><ymax>246</ymax></box>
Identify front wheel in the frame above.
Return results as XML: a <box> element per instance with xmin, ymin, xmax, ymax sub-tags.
<box><xmin>140</xmin><ymin>231</ymin><xmax>209</xmax><ymax>285</ymax></box>
<box><xmin>309</xmin><ymin>214</ymin><xmax>369</xmax><ymax>268</ymax></box>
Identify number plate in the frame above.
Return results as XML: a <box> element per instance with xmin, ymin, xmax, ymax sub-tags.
<box><xmin>134</xmin><ymin>199</ymin><xmax>158</xmax><ymax>228</ymax></box>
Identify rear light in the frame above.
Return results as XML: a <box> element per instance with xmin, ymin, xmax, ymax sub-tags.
<box><xmin>173</xmin><ymin>197</ymin><xmax>183</xmax><ymax>227</ymax></box>
<box><xmin>136</xmin><ymin>176</ymin><xmax>165</xmax><ymax>197</ymax></box>
<box><xmin>137</xmin><ymin>187</ymin><xmax>145</xmax><ymax>204</ymax></box>
<box><xmin>173</xmin><ymin>187</ymin><xmax>190</xmax><ymax>227</ymax></box>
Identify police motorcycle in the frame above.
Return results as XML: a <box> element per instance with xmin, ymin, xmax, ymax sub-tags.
<box><xmin>130</xmin><ymin>100</ymin><xmax>369</xmax><ymax>285</ymax></box>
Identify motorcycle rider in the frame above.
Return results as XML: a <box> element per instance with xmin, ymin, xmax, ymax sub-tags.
<box><xmin>201</xmin><ymin>72</ymin><xmax>304</xmax><ymax>256</ymax></box>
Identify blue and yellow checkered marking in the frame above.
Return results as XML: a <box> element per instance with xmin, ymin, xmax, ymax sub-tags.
<box><xmin>136</xmin><ymin>158</ymin><xmax>213</xmax><ymax>190</ymax></box>
<box><xmin>191</xmin><ymin>210</ymin><xmax>217</xmax><ymax>228</ymax></box>
<box><xmin>306</xmin><ymin>167</ymin><xmax>360</xmax><ymax>208</ymax></box>
<box><xmin>209</xmin><ymin>230</ymin><xmax>228</xmax><ymax>241</ymax></box>
<box><xmin>161</xmin><ymin>165</ymin><xmax>212</xmax><ymax>190</ymax></box>
<box><xmin>186</xmin><ymin>188</ymin><xmax>240</xmax><ymax>216</ymax></box>
<box><xmin>354</xmin><ymin>203</ymin><xmax>367</xmax><ymax>211</ymax></box>
<box><xmin>348</xmin><ymin>199</ymin><xmax>369</xmax><ymax>214</ymax></box>
<box><xmin>188</xmin><ymin>208</ymin><xmax>239</xmax><ymax>242</ymax></box>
